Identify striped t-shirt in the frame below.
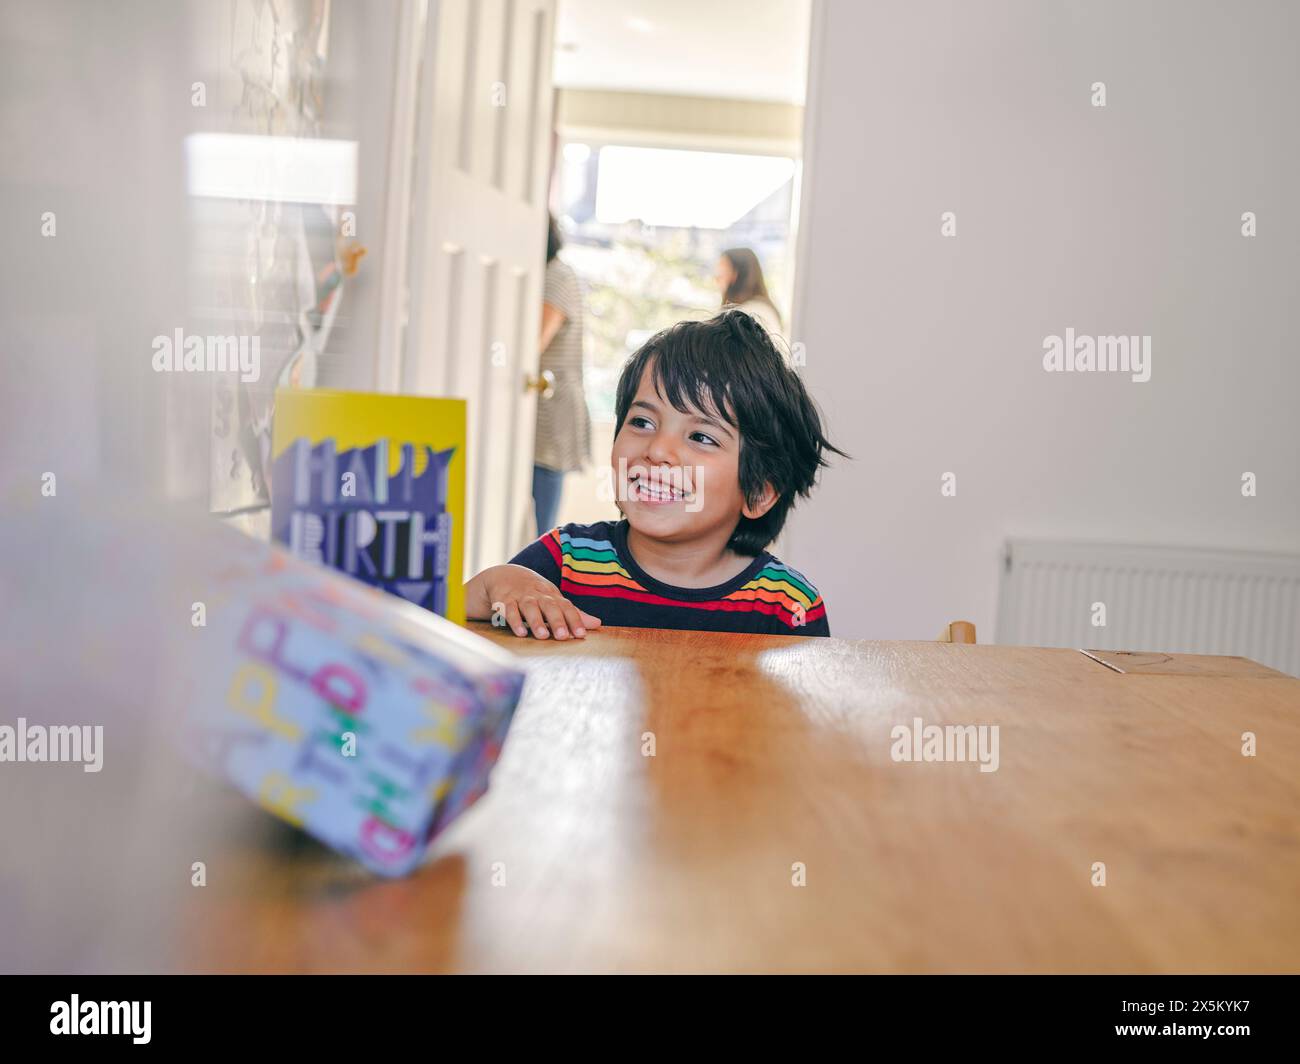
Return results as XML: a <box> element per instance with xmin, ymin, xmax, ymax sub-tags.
<box><xmin>508</xmin><ymin>520</ymin><xmax>830</xmax><ymax>637</ymax></box>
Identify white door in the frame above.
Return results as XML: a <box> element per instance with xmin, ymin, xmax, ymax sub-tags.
<box><xmin>403</xmin><ymin>0</ymin><xmax>557</xmax><ymax>578</ymax></box>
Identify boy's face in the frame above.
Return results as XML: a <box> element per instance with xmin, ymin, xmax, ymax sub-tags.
<box><xmin>611</xmin><ymin>361</ymin><xmax>774</xmax><ymax>545</ymax></box>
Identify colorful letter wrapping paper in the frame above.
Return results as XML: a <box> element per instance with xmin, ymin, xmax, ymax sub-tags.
<box><xmin>182</xmin><ymin>526</ymin><xmax>525</xmax><ymax>877</ymax></box>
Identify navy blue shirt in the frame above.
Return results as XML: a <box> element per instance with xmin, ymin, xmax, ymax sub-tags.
<box><xmin>509</xmin><ymin>520</ymin><xmax>830</xmax><ymax>637</ymax></box>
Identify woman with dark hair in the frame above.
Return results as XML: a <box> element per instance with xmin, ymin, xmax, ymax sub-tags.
<box><xmin>531</xmin><ymin>213</ymin><xmax>592</xmax><ymax>536</ymax></box>
<box><xmin>716</xmin><ymin>247</ymin><xmax>783</xmax><ymax>338</ymax></box>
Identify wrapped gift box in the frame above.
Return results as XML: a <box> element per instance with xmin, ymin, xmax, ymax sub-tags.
<box><xmin>180</xmin><ymin>523</ymin><xmax>525</xmax><ymax>877</ymax></box>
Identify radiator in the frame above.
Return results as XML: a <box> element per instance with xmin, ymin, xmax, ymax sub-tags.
<box><xmin>996</xmin><ymin>540</ymin><xmax>1300</xmax><ymax>677</ymax></box>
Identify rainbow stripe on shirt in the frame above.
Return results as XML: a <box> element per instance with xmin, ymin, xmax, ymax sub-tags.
<box><xmin>538</xmin><ymin>525</ymin><xmax>826</xmax><ymax>631</ymax></box>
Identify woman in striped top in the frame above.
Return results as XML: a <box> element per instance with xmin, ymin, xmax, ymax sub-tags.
<box><xmin>531</xmin><ymin>213</ymin><xmax>592</xmax><ymax>537</ymax></box>
<box><xmin>466</xmin><ymin>311</ymin><xmax>847</xmax><ymax>639</ymax></box>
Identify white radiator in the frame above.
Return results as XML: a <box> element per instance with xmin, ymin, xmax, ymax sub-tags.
<box><xmin>996</xmin><ymin>540</ymin><xmax>1300</xmax><ymax>677</ymax></box>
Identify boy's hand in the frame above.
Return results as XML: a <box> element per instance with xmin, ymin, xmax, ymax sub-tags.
<box><xmin>468</xmin><ymin>564</ymin><xmax>602</xmax><ymax>640</ymax></box>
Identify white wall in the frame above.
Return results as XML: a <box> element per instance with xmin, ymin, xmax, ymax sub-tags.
<box><xmin>787</xmin><ymin>0</ymin><xmax>1300</xmax><ymax>642</ymax></box>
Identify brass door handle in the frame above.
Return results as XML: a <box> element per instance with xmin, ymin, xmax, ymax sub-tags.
<box><xmin>524</xmin><ymin>369</ymin><xmax>555</xmax><ymax>399</ymax></box>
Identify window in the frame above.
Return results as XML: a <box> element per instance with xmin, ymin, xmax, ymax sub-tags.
<box><xmin>556</xmin><ymin>141</ymin><xmax>798</xmax><ymax>422</ymax></box>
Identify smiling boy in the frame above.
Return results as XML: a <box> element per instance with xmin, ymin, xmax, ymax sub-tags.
<box><xmin>465</xmin><ymin>310</ymin><xmax>846</xmax><ymax>639</ymax></box>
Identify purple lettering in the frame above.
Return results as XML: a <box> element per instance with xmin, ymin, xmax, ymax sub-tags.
<box><xmin>236</xmin><ymin>610</ymin><xmax>311</xmax><ymax>682</ymax></box>
<box><xmin>360</xmin><ymin>816</ymin><xmax>415</xmax><ymax>864</ymax></box>
<box><xmin>310</xmin><ymin>662</ymin><xmax>367</xmax><ymax>714</ymax></box>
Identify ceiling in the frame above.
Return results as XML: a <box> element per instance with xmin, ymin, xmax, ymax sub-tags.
<box><xmin>554</xmin><ymin>0</ymin><xmax>812</xmax><ymax>105</ymax></box>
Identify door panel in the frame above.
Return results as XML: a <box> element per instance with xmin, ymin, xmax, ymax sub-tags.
<box><xmin>405</xmin><ymin>0</ymin><xmax>556</xmax><ymax>580</ymax></box>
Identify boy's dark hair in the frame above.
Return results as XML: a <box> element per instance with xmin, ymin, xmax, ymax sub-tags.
<box><xmin>614</xmin><ymin>310</ymin><xmax>848</xmax><ymax>556</ymax></box>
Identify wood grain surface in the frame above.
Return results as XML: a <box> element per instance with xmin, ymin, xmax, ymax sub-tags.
<box><xmin>182</xmin><ymin>623</ymin><xmax>1300</xmax><ymax>973</ymax></box>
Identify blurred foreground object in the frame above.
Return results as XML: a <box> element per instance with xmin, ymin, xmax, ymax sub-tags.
<box><xmin>2</xmin><ymin>490</ymin><xmax>525</xmax><ymax>936</ymax></box>
<box><xmin>180</xmin><ymin>515</ymin><xmax>523</xmax><ymax>877</ymax></box>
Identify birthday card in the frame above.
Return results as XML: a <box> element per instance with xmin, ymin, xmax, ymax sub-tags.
<box><xmin>271</xmin><ymin>390</ymin><xmax>467</xmax><ymax>624</ymax></box>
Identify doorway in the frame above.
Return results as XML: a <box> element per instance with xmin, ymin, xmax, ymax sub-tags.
<box><xmin>544</xmin><ymin>0</ymin><xmax>814</xmax><ymax>531</ymax></box>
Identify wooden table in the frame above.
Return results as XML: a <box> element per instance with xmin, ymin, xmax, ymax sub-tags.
<box><xmin>184</xmin><ymin>625</ymin><xmax>1300</xmax><ymax>973</ymax></box>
